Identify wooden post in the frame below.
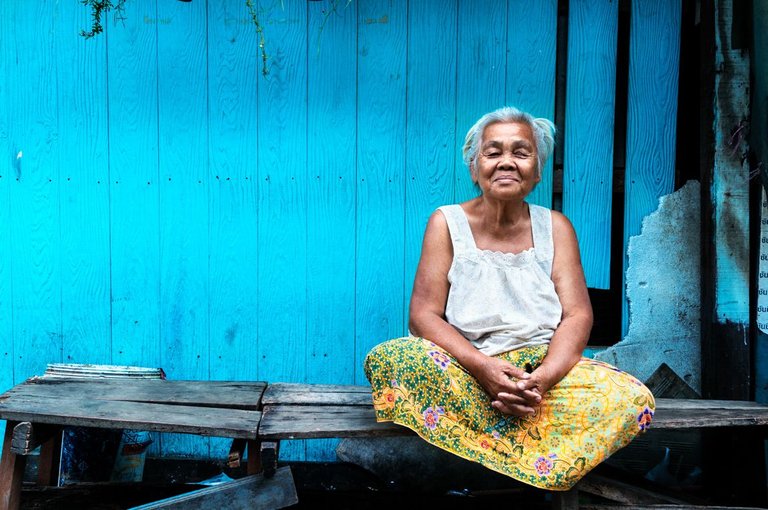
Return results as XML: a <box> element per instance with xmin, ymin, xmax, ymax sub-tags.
<box><xmin>699</xmin><ymin>0</ymin><xmax>762</xmax><ymax>504</ymax></box>
<box><xmin>0</xmin><ymin>421</ymin><xmax>25</xmax><ymax>510</ymax></box>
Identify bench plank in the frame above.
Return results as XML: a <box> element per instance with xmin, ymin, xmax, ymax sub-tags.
<box><xmin>258</xmin><ymin>397</ymin><xmax>768</xmax><ymax>440</ymax></box>
<box><xmin>0</xmin><ymin>396</ymin><xmax>262</xmax><ymax>438</ymax></box>
<box><xmin>259</xmin><ymin>405</ymin><xmax>407</xmax><ymax>439</ymax></box>
<box><xmin>2</xmin><ymin>378</ymin><xmax>266</xmax><ymax>410</ymax></box>
<box><xmin>262</xmin><ymin>383</ymin><xmax>372</xmax><ymax>406</ymax></box>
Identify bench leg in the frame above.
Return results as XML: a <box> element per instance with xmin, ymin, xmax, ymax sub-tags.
<box><xmin>228</xmin><ymin>438</ymin><xmax>247</xmax><ymax>469</ymax></box>
<box><xmin>36</xmin><ymin>427</ymin><xmax>62</xmax><ymax>487</ymax></box>
<box><xmin>0</xmin><ymin>421</ymin><xmax>26</xmax><ymax>510</ymax></box>
<box><xmin>246</xmin><ymin>439</ymin><xmax>263</xmax><ymax>475</ymax></box>
<box><xmin>259</xmin><ymin>441</ymin><xmax>279</xmax><ymax>478</ymax></box>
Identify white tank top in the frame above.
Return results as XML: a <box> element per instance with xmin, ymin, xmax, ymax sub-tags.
<box><xmin>439</xmin><ymin>203</ymin><xmax>563</xmax><ymax>356</ymax></box>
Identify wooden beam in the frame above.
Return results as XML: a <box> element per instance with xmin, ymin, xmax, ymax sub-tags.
<box><xmin>0</xmin><ymin>421</ymin><xmax>25</xmax><ymax>510</ymax></box>
<box><xmin>130</xmin><ymin>466</ymin><xmax>298</xmax><ymax>510</ymax></box>
<box><xmin>10</xmin><ymin>421</ymin><xmax>59</xmax><ymax>455</ymax></box>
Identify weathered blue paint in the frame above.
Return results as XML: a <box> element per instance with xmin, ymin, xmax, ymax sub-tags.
<box><xmin>711</xmin><ymin>1</ymin><xmax>750</xmax><ymax>327</ymax></box>
<box><xmin>753</xmin><ymin>0</ymin><xmax>768</xmax><ymax>405</ymax></box>
<box><xmin>256</xmin><ymin>0</ymin><xmax>310</xmax><ymax>461</ymax></box>
<box><xmin>0</xmin><ymin>0</ymin><xmax>685</xmax><ymax>461</ymax></box>
<box><xmin>0</xmin><ymin>0</ymin><xmax>11</xmax><ymax>450</ymax></box>
<box><xmin>454</xmin><ymin>0</ymin><xmax>507</xmax><ymax>203</ymax></box>
<box><xmin>506</xmin><ymin>0</ymin><xmax>557</xmax><ymax>208</ymax></box>
<box><xmin>305</xmin><ymin>0</ymin><xmax>358</xmax><ymax>462</ymax></box>
<box><xmin>107</xmin><ymin>0</ymin><xmax>162</xmax><ymax>371</ymax></box>
<box><xmin>206</xmin><ymin>0</ymin><xmax>260</xmax><ymax>459</ymax></box>
<box><xmin>403</xmin><ymin>0</ymin><xmax>458</xmax><ymax>322</ymax></box>
<box><xmin>621</xmin><ymin>0</ymin><xmax>682</xmax><ymax>338</ymax></box>
<box><xmin>354</xmin><ymin>0</ymin><xmax>408</xmax><ymax>385</ymax></box>
<box><xmin>7</xmin><ymin>1</ymin><xmax>63</xmax><ymax>381</ymax></box>
<box><xmin>563</xmin><ymin>0</ymin><xmax>618</xmax><ymax>289</ymax></box>
<box><xmin>57</xmin><ymin>0</ymin><xmax>112</xmax><ymax>365</ymax></box>
<box><xmin>157</xmin><ymin>0</ymin><xmax>211</xmax><ymax>458</ymax></box>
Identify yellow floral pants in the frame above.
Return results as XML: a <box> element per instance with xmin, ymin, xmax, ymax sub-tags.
<box><xmin>364</xmin><ymin>337</ymin><xmax>655</xmax><ymax>491</ymax></box>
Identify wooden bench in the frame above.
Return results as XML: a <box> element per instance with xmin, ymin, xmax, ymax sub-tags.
<box><xmin>258</xmin><ymin>383</ymin><xmax>768</xmax><ymax>510</ymax></box>
<box><xmin>0</xmin><ymin>377</ymin><xmax>268</xmax><ymax>510</ymax></box>
<box><xmin>3</xmin><ymin>379</ymin><xmax>768</xmax><ymax>509</ymax></box>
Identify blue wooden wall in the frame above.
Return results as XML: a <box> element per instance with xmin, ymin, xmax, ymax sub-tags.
<box><xmin>0</xmin><ymin>0</ymin><xmax>681</xmax><ymax>460</ymax></box>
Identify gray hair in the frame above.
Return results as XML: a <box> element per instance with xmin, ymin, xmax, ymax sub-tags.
<box><xmin>462</xmin><ymin>106</ymin><xmax>556</xmax><ymax>178</ymax></box>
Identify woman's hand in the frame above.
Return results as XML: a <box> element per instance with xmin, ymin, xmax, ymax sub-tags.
<box><xmin>471</xmin><ymin>356</ymin><xmax>542</xmax><ymax>417</ymax></box>
<box><xmin>493</xmin><ymin>364</ymin><xmax>559</xmax><ymax>417</ymax></box>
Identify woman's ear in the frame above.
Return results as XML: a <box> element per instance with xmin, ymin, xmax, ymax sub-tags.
<box><xmin>470</xmin><ymin>163</ymin><xmax>478</xmax><ymax>183</ymax></box>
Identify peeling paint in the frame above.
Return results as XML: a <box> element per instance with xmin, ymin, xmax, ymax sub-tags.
<box><xmin>596</xmin><ymin>181</ymin><xmax>701</xmax><ymax>392</ymax></box>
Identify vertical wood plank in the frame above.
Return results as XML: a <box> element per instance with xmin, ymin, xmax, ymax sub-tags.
<box><xmin>207</xmin><ymin>0</ymin><xmax>258</xmax><ymax>383</ymax></box>
<box><xmin>563</xmin><ymin>0</ymin><xmax>618</xmax><ymax>289</ymax></box>
<box><xmin>306</xmin><ymin>0</ymin><xmax>357</xmax><ymax>462</ymax></box>
<box><xmin>355</xmin><ymin>0</ymin><xmax>408</xmax><ymax>384</ymax></box>
<box><xmin>0</xmin><ymin>0</ymin><xmax>11</xmax><ymax>450</ymax></box>
<box><xmin>207</xmin><ymin>0</ymin><xmax>260</xmax><ymax>459</ymax></box>
<box><xmin>8</xmin><ymin>1</ymin><xmax>63</xmax><ymax>380</ymax></box>
<box><xmin>621</xmin><ymin>0</ymin><xmax>681</xmax><ymax>337</ymax></box>
<box><xmin>256</xmin><ymin>0</ymin><xmax>308</xmax><ymax>461</ymax></box>
<box><xmin>156</xmin><ymin>0</ymin><xmax>210</xmax><ymax>458</ymax></box>
<box><xmin>454</xmin><ymin>0</ymin><xmax>507</xmax><ymax>203</ymax></box>
<box><xmin>701</xmin><ymin>0</ymin><xmax>751</xmax><ymax>400</ymax></box>
<box><xmin>404</xmin><ymin>0</ymin><xmax>458</xmax><ymax>319</ymax></box>
<box><xmin>506</xmin><ymin>0</ymin><xmax>558</xmax><ymax>208</ymax></box>
<box><xmin>108</xmin><ymin>0</ymin><xmax>161</xmax><ymax>370</ymax></box>
<box><xmin>57</xmin><ymin>1</ymin><xmax>112</xmax><ymax>364</ymax></box>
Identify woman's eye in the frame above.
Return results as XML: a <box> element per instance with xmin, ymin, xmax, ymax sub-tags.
<box><xmin>485</xmin><ymin>152</ymin><xmax>500</xmax><ymax>158</ymax></box>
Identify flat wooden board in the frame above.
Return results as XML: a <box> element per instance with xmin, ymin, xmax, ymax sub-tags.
<box><xmin>654</xmin><ymin>398</ymin><xmax>768</xmax><ymax>411</ymax></box>
<box><xmin>258</xmin><ymin>405</ymin><xmax>410</xmax><ymax>440</ymax></box>
<box><xmin>1</xmin><ymin>378</ymin><xmax>266</xmax><ymax>410</ymax></box>
<box><xmin>258</xmin><ymin>398</ymin><xmax>768</xmax><ymax>439</ymax></box>
<box><xmin>130</xmin><ymin>466</ymin><xmax>298</xmax><ymax>510</ymax></box>
<box><xmin>0</xmin><ymin>395</ymin><xmax>261</xmax><ymax>438</ymax></box>
<box><xmin>262</xmin><ymin>383</ymin><xmax>373</xmax><ymax>406</ymax></box>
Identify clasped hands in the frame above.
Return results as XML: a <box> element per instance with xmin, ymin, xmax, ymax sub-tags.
<box><xmin>474</xmin><ymin>357</ymin><xmax>550</xmax><ymax>417</ymax></box>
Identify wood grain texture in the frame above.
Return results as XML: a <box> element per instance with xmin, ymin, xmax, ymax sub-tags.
<box><xmin>259</xmin><ymin>405</ymin><xmax>408</xmax><ymax>439</ymax></box>
<box><xmin>207</xmin><ymin>0</ymin><xmax>259</xmax><ymax>384</ymax></box>
<box><xmin>621</xmin><ymin>0</ymin><xmax>681</xmax><ymax>337</ymax></box>
<box><xmin>2</xmin><ymin>379</ymin><xmax>266</xmax><ymax>409</ymax></box>
<box><xmin>206</xmin><ymin>0</ymin><xmax>261</xmax><ymax>461</ymax></box>
<box><xmin>454</xmin><ymin>0</ymin><xmax>507</xmax><ymax>203</ymax></box>
<box><xmin>256</xmin><ymin>0</ymin><xmax>308</xmax><ymax>384</ymax></box>
<box><xmin>0</xmin><ymin>397</ymin><xmax>262</xmax><ymax>438</ymax></box>
<box><xmin>403</xmin><ymin>0</ymin><xmax>458</xmax><ymax>317</ymax></box>
<box><xmin>156</xmin><ymin>0</ymin><xmax>211</xmax><ymax>458</ymax></box>
<box><xmin>7</xmin><ymin>1</ymin><xmax>63</xmax><ymax>381</ymax></box>
<box><xmin>256</xmin><ymin>0</ymin><xmax>309</xmax><ymax>462</ymax></box>
<box><xmin>355</xmin><ymin>0</ymin><xmax>408</xmax><ymax>384</ymax></box>
<box><xmin>306</xmin><ymin>0</ymin><xmax>357</xmax><ymax>387</ymax></box>
<box><xmin>263</xmin><ymin>383</ymin><xmax>373</xmax><ymax>406</ymax></box>
<box><xmin>563</xmin><ymin>0</ymin><xmax>619</xmax><ymax>289</ymax></box>
<box><xmin>0</xmin><ymin>1</ymin><xmax>10</xmax><ymax>454</ymax></box>
<box><xmin>107</xmin><ymin>0</ymin><xmax>162</xmax><ymax>370</ymax></box>
<box><xmin>506</xmin><ymin>0</ymin><xmax>558</xmax><ymax>208</ymax></box>
<box><xmin>56</xmin><ymin>1</ymin><xmax>112</xmax><ymax>365</ymax></box>
<box><xmin>306</xmin><ymin>0</ymin><xmax>358</xmax><ymax>462</ymax></box>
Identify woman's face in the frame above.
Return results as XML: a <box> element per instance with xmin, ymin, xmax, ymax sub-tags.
<box><xmin>473</xmin><ymin>122</ymin><xmax>540</xmax><ymax>201</ymax></box>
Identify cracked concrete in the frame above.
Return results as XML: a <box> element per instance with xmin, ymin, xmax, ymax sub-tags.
<box><xmin>595</xmin><ymin>180</ymin><xmax>701</xmax><ymax>392</ymax></box>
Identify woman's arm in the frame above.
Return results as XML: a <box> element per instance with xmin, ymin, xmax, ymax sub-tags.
<box><xmin>501</xmin><ymin>211</ymin><xmax>593</xmax><ymax>403</ymax></box>
<box><xmin>410</xmin><ymin>211</ymin><xmax>534</xmax><ymax>408</ymax></box>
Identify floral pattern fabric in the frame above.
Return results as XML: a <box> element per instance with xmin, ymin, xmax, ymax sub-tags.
<box><xmin>364</xmin><ymin>337</ymin><xmax>655</xmax><ymax>491</ymax></box>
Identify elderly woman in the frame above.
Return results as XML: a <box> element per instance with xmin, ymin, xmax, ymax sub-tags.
<box><xmin>364</xmin><ymin>106</ymin><xmax>654</xmax><ymax>491</ymax></box>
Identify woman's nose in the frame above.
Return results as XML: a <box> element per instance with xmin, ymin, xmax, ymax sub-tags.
<box><xmin>498</xmin><ymin>152</ymin><xmax>515</xmax><ymax>168</ymax></box>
